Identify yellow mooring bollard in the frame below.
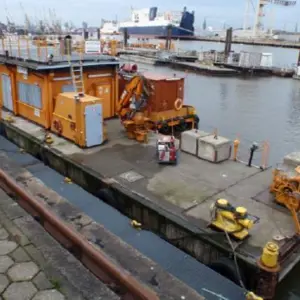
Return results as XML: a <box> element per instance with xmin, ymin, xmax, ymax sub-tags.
<box><xmin>260</xmin><ymin>242</ymin><xmax>279</xmax><ymax>269</ymax></box>
<box><xmin>233</xmin><ymin>138</ymin><xmax>240</xmax><ymax>161</ymax></box>
<box><xmin>255</xmin><ymin>241</ymin><xmax>280</xmax><ymax>299</ymax></box>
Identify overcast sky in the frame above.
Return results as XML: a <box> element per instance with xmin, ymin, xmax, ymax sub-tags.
<box><xmin>1</xmin><ymin>0</ymin><xmax>299</xmax><ymax>31</ymax></box>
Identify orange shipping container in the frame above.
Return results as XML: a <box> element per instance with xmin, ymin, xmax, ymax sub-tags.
<box><xmin>145</xmin><ymin>74</ymin><xmax>184</xmax><ymax>112</ymax></box>
<box><xmin>118</xmin><ymin>73</ymin><xmax>185</xmax><ymax>113</ymax></box>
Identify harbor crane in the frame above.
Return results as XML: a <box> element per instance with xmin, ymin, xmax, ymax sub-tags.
<box><xmin>3</xmin><ymin>0</ymin><xmax>15</xmax><ymax>33</ymax></box>
<box><xmin>19</xmin><ymin>1</ymin><xmax>31</xmax><ymax>34</ymax></box>
<box><xmin>244</xmin><ymin>0</ymin><xmax>297</xmax><ymax>36</ymax></box>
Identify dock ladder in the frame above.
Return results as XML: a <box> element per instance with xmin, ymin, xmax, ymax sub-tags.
<box><xmin>66</xmin><ymin>40</ymin><xmax>85</xmax><ymax>96</ymax></box>
<box><xmin>70</xmin><ymin>63</ymin><xmax>85</xmax><ymax>96</ymax></box>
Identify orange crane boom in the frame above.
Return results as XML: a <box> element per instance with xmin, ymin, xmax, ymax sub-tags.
<box><xmin>117</xmin><ymin>74</ymin><xmax>150</xmax><ymax>121</ymax></box>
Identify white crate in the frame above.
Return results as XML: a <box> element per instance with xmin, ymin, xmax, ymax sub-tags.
<box><xmin>283</xmin><ymin>152</ymin><xmax>300</xmax><ymax>169</ymax></box>
<box><xmin>197</xmin><ymin>135</ymin><xmax>232</xmax><ymax>163</ymax></box>
<box><xmin>181</xmin><ymin>129</ymin><xmax>210</xmax><ymax>156</ymax></box>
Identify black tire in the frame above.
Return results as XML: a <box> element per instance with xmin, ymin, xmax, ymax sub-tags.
<box><xmin>159</xmin><ymin>123</ymin><xmax>170</xmax><ymax>135</ymax></box>
<box><xmin>178</xmin><ymin>119</ymin><xmax>187</xmax><ymax>132</ymax></box>
<box><xmin>208</xmin><ymin>257</ymin><xmax>245</xmax><ymax>287</ymax></box>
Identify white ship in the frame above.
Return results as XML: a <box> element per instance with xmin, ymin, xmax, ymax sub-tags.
<box><xmin>119</xmin><ymin>6</ymin><xmax>195</xmax><ymax>37</ymax></box>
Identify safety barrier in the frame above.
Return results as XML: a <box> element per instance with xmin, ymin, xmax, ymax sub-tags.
<box><xmin>0</xmin><ymin>37</ymin><xmax>104</xmax><ymax>62</ymax></box>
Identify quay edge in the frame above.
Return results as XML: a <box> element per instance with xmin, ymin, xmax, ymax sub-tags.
<box><xmin>1</xmin><ymin>116</ymin><xmax>298</xmax><ymax>299</ymax></box>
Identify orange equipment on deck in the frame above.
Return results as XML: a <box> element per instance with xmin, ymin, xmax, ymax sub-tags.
<box><xmin>117</xmin><ymin>65</ymin><xmax>199</xmax><ymax>139</ymax></box>
<box><xmin>51</xmin><ymin>92</ymin><xmax>107</xmax><ymax>148</ymax></box>
<box><xmin>270</xmin><ymin>166</ymin><xmax>300</xmax><ymax>234</ymax></box>
<box><xmin>117</xmin><ymin>74</ymin><xmax>151</xmax><ymax>142</ymax></box>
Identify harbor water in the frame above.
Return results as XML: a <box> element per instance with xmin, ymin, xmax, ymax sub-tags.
<box><xmin>126</xmin><ymin>46</ymin><xmax>300</xmax><ymax>165</ymax></box>
<box><xmin>122</xmin><ymin>40</ymin><xmax>300</xmax><ymax>299</ymax></box>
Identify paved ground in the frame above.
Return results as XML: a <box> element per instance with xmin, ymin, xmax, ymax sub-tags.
<box><xmin>0</xmin><ymin>190</ymin><xmax>65</xmax><ymax>300</ymax></box>
<box><xmin>0</xmin><ymin>187</ymin><xmax>119</xmax><ymax>300</ymax></box>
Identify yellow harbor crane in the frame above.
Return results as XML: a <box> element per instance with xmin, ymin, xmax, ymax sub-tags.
<box><xmin>244</xmin><ymin>0</ymin><xmax>296</xmax><ymax>36</ymax></box>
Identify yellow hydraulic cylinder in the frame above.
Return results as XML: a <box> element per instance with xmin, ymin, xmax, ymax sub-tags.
<box><xmin>233</xmin><ymin>139</ymin><xmax>240</xmax><ymax>161</ymax></box>
<box><xmin>260</xmin><ymin>242</ymin><xmax>279</xmax><ymax>269</ymax></box>
<box><xmin>246</xmin><ymin>291</ymin><xmax>264</xmax><ymax>300</ymax></box>
<box><xmin>236</xmin><ymin>207</ymin><xmax>253</xmax><ymax>229</ymax></box>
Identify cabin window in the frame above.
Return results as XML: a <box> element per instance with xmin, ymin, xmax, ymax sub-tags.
<box><xmin>62</xmin><ymin>84</ymin><xmax>75</xmax><ymax>92</ymax></box>
<box><xmin>18</xmin><ymin>82</ymin><xmax>42</xmax><ymax>109</ymax></box>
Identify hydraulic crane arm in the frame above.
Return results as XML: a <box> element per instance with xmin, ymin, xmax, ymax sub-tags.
<box><xmin>117</xmin><ymin>74</ymin><xmax>150</xmax><ymax>120</ymax></box>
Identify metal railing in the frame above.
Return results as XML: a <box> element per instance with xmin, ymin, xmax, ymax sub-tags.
<box><xmin>0</xmin><ymin>37</ymin><xmax>87</xmax><ymax>62</ymax></box>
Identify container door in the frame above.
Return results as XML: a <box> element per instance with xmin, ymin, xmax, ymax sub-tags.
<box><xmin>1</xmin><ymin>74</ymin><xmax>13</xmax><ymax>111</ymax></box>
<box><xmin>96</xmin><ymin>83</ymin><xmax>111</xmax><ymax>118</ymax></box>
<box><xmin>85</xmin><ymin>104</ymin><xmax>103</xmax><ymax>147</ymax></box>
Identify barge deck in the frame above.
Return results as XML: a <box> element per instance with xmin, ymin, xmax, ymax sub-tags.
<box><xmin>1</xmin><ymin>110</ymin><xmax>300</xmax><ymax>298</ymax></box>
<box><xmin>167</xmin><ymin>61</ymin><xmax>238</xmax><ymax>76</ymax></box>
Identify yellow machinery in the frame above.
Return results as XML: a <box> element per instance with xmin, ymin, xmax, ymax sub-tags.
<box><xmin>210</xmin><ymin>199</ymin><xmax>254</xmax><ymax>240</ymax></box>
<box><xmin>51</xmin><ymin>92</ymin><xmax>107</xmax><ymax>148</ymax></box>
<box><xmin>122</xmin><ymin>112</ymin><xmax>151</xmax><ymax>143</ymax></box>
<box><xmin>260</xmin><ymin>242</ymin><xmax>280</xmax><ymax>270</ymax></box>
<box><xmin>246</xmin><ymin>292</ymin><xmax>264</xmax><ymax>300</ymax></box>
<box><xmin>270</xmin><ymin>166</ymin><xmax>300</xmax><ymax>234</ymax></box>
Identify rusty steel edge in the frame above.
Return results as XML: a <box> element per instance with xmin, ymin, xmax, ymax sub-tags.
<box><xmin>0</xmin><ymin>168</ymin><xmax>159</xmax><ymax>300</ymax></box>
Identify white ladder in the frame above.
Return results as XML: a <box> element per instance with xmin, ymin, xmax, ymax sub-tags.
<box><xmin>70</xmin><ymin>64</ymin><xmax>85</xmax><ymax>96</ymax></box>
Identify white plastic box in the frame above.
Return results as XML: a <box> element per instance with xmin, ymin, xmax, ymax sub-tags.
<box><xmin>283</xmin><ymin>152</ymin><xmax>300</xmax><ymax>169</ymax></box>
<box><xmin>197</xmin><ymin>135</ymin><xmax>232</xmax><ymax>163</ymax></box>
<box><xmin>181</xmin><ymin>129</ymin><xmax>210</xmax><ymax>156</ymax></box>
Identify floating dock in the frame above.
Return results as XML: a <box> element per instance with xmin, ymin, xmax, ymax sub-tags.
<box><xmin>119</xmin><ymin>53</ymin><xmax>239</xmax><ymax>76</ymax></box>
<box><xmin>119</xmin><ymin>52</ymin><xmax>295</xmax><ymax>78</ymax></box>
<box><xmin>1</xmin><ymin>112</ymin><xmax>300</xmax><ymax>299</ymax></box>
<box><xmin>168</xmin><ymin>61</ymin><xmax>238</xmax><ymax>76</ymax></box>
<box><xmin>214</xmin><ymin>62</ymin><xmax>295</xmax><ymax>78</ymax></box>
<box><xmin>0</xmin><ymin>135</ymin><xmax>249</xmax><ymax>300</ymax></box>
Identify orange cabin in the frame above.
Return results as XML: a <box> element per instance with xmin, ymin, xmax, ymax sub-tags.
<box><xmin>0</xmin><ymin>53</ymin><xmax>119</xmax><ymax>129</ymax></box>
